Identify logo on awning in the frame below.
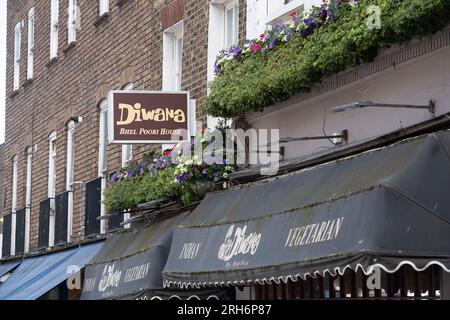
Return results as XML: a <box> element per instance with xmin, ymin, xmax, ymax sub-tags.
<box><xmin>218</xmin><ymin>225</ymin><xmax>262</xmax><ymax>262</ymax></box>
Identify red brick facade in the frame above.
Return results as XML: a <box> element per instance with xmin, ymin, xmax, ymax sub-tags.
<box><xmin>3</xmin><ymin>0</ymin><xmax>246</xmax><ymax>253</ymax></box>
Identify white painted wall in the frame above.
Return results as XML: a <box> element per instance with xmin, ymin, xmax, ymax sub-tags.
<box><xmin>247</xmin><ymin>45</ymin><xmax>450</xmax><ymax>160</ymax></box>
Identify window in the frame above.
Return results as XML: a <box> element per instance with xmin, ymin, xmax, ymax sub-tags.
<box><xmin>13</xmin><ymin>22</ymin><xmax>22</xmax><ymax>91</ymax></box>
<box><xmin>27</xmin><ymin>8</ymin><xmax>35</xmax><ymax>80</ymax></box>
<box><xmin>25</xmin><ymin>147</ymin><xmax>33</xmax><ymax>253</ymax></box>
<box><xmin>48</xmin><ymin>132</ymin><xmax>57</xmax><ymax>247</ymax></box>
<box><xmin>121</xmin><ymin>83</ymin><xmax>133</xmax><ymax>166</ymax></box>
<box><xmin>11</xmin><ymin>156</ymin><xmax>18</xmax><ymax>256</ymax></box>
<box><xmin>66</xmin><ymin>121</ymin><xmax>75</xmax><ymax>242</ymax></box>
<box><xmin>246</xmin><ymin>0</ymin><xmax>305</xmax><ymax>39</ymax></box>
<box><xmin>68</xmin><ymin>0</ymin><xmax>79</xmax><ymax>44</ymax></box>
<box><xmin>99</xmin><ymin>0</ymin><xmax>110</xmax><ymax>16</ymax></box>
<box><xmin>207</xmin><ymin>0</ymin><xmax>239</xmax><ymax>129</ymax></box>
<box><xmin>162</xmin><ymin>22</ymin><xmax>186</xmax><ymax>148</ymax></box>
<box><xmin>50</xmin><ymin>0</ymin><xmax>59</xmax><ymax>59</ymax></box>
<box><xmin>266</xmin><ymin>0</ymin><xmax>305</xmax><ymax>26</ymax></box>
<box><xmin>98</xmin><ymin>100</ymin><xmax>108</xmax><ymax>177</ymax></box>
<box><xmin>225</xmin><ymin>1</ymin><xmax>239</xmax><ymax>49</ymax></box>
<box><xmin>162</xmin><ymin>21</ymin><xmax>183</xmax><ymax>91</ymax></box>
<box><xmin>98</xmin><ymin>100</ymin><xmax>109</xmax><ymax>234</ymax></box>
<box><xmin>174</xmin><ymin>33</ymin><xmax>183</xmax><ymax>91</ymax></box>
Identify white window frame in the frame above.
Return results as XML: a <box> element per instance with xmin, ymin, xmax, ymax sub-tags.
<box><xmin>66</xmin><ymin>121</ymin><xmax>75</xmax><ymax>242</ymax></box>
<box><xmin>98</xmin><ymin>100</ymin><xmax>108</xmax><ymax>235</ymax></box>
<box><xmin>98</xmin><ymin>100</ymin><xmax>108</xmax><ymax>177</ymax></box>
<box><xmin>246</xmin><ymin>0</ymin><xmax>307</xmax><ymax>39</ymax></box>
<box><xmin>99</xmin><ymin>0</ymin><xmax>110</xmax><ymax>16</ymax></box>
<box><xmin>68</xmin><ymin>0</ymin><xmax>79</xmax><ymax>44</ymax></box>
<box><xmin>265</xmin><ymin>0</ymin><xmax>306</xmax><ymax>26</ymax></box>
<box><xmin>25</xmin><ymin>147</ymin><xmax>33</xmax><ymax>253</ymax></box>
<box><xmin>50</xmin><ymin>0</ymin><xmax>59</xmax><ymax>60</ymax></box>
<box><xmin>11</xmin><ymin>155</ymin><xmax>18</xmax><ymax>256</ymax></box>
<box><xmin>224</xmin><ymin>0</ymin><xmax>239</xmax><ymax>49</ymax></box>
<box><xmin>207</xmin><ymin>0</ymin><xmax>239</xmax><ymax>129</ymax></box>
<box><xmin>121</xmin><ymin>83</ymin><xmax>133</xmax><ymax>166</ymax></box>
<box><xmin>13</xmin><ymin>22</ymin><xmax>22</xmax><ymax>91</ymax></box>
<box><xmin>48</xmin><ymin>132</ymin><xmax>57</xmax><ymax>247</ymax></box>
<box><xmin>27</xmin><ymin>8</ymin><xmax>35</xmax><ymax>80</ymax></box>
<box><xmin>121</xmin><ymin>83</ymin><xmax>133</xmax><ymax>229</ymax></box>
<box><xmin>162</xmin><ymin>21</ymin><xmax>183</xmax><ymax>92</ymax></box>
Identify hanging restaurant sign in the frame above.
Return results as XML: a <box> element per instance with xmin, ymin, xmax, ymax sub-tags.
<box><xmin>108</xmin><ymin>90</ymin><xmax>190</xmax><ymax>144</ymax></box>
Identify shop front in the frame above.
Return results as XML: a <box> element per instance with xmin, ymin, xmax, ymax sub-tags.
<box><xmin>0</xmin><ymin>241</ymin><xmax>103</xmax><ymax>300</ymax></box>
<box><xmin>81</xmin><ymin>212</ymin><xmax>231</xmax><ymax>300</ymax></box>
<box><xmin>162</xmin><ymin>130</ymin><xmax>450</xmax><ymax>299</ymax></box>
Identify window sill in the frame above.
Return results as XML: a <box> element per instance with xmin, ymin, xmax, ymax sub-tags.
<box><xmin>46</xmin><ymin>57</ymin><xmax>59</xmax><ymax>68</ymax></box>
<box><xmin>94</xmin><ymin>12</ymin><xmax>110</xmax><ymax>27</ymax></box>
<box><xmin>117</xmin><ymin>0</ymin><xmax>131</xmax><ymax>7</ymax></box>
<box><xmin>22</xmin><ymin>78</ymin><xmax>34</xmax><ymax>88</ymax></box>
<box><xmin>9</xmin><ymin>90</ymin><xmax>19</xmax><ymax>98</ymax></box>
<box><xmin>63</xmin><ymin>41</ymin><xmax>77</xmax><ymax>54</ymax></box>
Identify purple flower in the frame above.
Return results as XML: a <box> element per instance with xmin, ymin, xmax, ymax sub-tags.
<box><xmin>320</xmin><ymin>8</ymin><xmax>328</xmax><ymax>21</ymax></box>
<box><xmin>214</xmin><ymin>63</ymin><xmax>222</xmax><ymax>76</ymax></box>
<box><xmin>269</xmin><ymin>37</ymin><xmax>278</xmax><ymax>50</ymax></box>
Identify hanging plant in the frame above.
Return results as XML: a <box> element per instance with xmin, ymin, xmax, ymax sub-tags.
<box><xmin>205</xmin><ymin>0</ymin><xmax>450</xmax><ymax>118</ymax></box>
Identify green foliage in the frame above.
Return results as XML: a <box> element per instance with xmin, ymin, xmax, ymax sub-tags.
<box><xmin>103</xmin><ymin>127</ymin><xmax>237</xmax><ymax>212</ymax></box>
<box><xmin>103</xmin><ymin>166</ymin><xmax>180</xmax><ymax>213</ymax></box>
<box><xmin>205</xmin><ymin>0</ymin><xmax>450</xmax><ymax>118</ymax></box>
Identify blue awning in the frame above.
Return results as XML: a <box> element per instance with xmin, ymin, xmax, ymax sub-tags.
<box><xmin>0</xmin><ymin>241</ymin><xmax>103</xmax><ymax>300</ymax></box>
<box><xmin>0</xmin><ymin>260</ymin><xmax>22</xmax><ymax>280</ymax></box>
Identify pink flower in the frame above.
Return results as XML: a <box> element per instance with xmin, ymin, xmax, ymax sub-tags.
<box><xmin>250</xmin><ymin>44</ymin><xmax>261</xmax><ymax>54</ymax></box>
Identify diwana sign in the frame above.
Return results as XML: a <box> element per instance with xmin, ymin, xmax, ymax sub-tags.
<box><xmin>108</xmin><ymin>90</ymin><xmax>190</xmax><ymax>144</ymax></box>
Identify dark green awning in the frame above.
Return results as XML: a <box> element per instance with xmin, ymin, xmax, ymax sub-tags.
<box><xmin>81</xmin><ymin>213</ymin><xmax>188</xmax><ymax>300</ymax></box>
<box><xmin>162</xmin><ymin>130</ymin><xmax>450</xmax><ymax>288</ymax></box>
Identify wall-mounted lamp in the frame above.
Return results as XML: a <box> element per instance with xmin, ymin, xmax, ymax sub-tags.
<box><xmin>331</xmin><ymin>100</ymin><xmax>435</xmax><ymax>114</ymax></box>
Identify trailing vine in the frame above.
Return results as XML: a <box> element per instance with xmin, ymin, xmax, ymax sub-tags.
<box><xmin>205</xmin><ymin>0</ymin><xmax>450</xmax><ymax>118</ymax></box>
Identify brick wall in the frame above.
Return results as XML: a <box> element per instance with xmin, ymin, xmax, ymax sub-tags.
<box><xmin>3</xmin><ymin>0</ymin><xmax>247</xmax><ymax>253</ymax></box>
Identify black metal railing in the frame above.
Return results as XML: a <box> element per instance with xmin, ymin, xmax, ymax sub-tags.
<box><xmin>85</xmin><ymin>178</ymin><xmax>102</xmax><ymax>237</ymax></box>
<box><xmin>2</xmin><ymin>213</ymin><xmax>12</xmax><ymax>257</ymax></box>
<box><xmin>14</xmin><ymin>208</ymin><xmax>26</xmax><ymax>255</ymax></box>
<box><xmin>38</xmin><ymin>199</ymin><xmax>51</xmax><ymax>250</ymax></box>
<box><xmin>55</xmin><ymin>192</ymin><xmax>69</xmax><ymax>245</ymax></box>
